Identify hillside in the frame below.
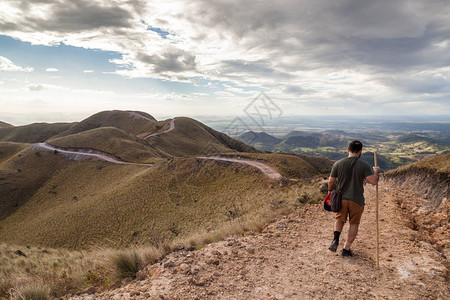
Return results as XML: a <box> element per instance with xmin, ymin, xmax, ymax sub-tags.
<box><xmin>47</xmin><ymin>127</ymin><xmax>169</xmax><ymax>163</ymax></box>
<box><xmin>282</xmin><ymin>130</ymin><xmax>312</xmax><ymax>139</ymax></box>
<box><xmin>0</xmin><ymin>146</ymin><xmax>72</xmax><ymax>221</ymax></box>
<box><xmin>384</xmin><ymin>153</ymin><xmax>449</xmax><ymax>258</ymax></box>
<box><xmin>0</xmin><ymin>110</ymin><xmax>320</xmax><ymax>250</ymax></box>
<box><xmin>396</xmin><ymin>133</ymin><xmax>436</xmax><ymax>144</ymax></box>
<box><xmin>0</xmin><ymin>152</ymin><xmax>324</xmax><ymax>249</ymax></box>
<box><xmin>0</xmin><ymin>111</ymin><xmax>268</xmax><ymax>229</ymax></box>
<box><xmin>147</xmin><ymin>117</ymin><xmax>259</xmax><ymax>157</ymax></box>
<box><xmin>0</xmin><ymin>122</ymin><xmax>74</xmax><ymax>143</ymax></box>
<box><xmin>68</xmin><ymin>177</ymin><xmax>449</xmax><ymax>299</ymax></box>
<box><xmin>0</xmin><ymin>141</ymin><xmax>28</xmax><ymax>164</ymax></box>
<box><xmin>238</xmin><ymin>131</ymin><xmax>281</xmax><ymax>150</ymax></box>
<box><xmin>0</xmin><ymin>121</ymin><xmax>13</xmax><ymax>128</ymax></box>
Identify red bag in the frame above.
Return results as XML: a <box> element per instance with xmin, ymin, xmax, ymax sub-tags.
<box><xmin>324</xmin><ymin>193</ymin><xmax>332</xmax><ymax>211</ymax></box>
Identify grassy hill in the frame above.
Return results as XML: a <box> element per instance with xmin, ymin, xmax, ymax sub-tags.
<box><xmin>396</xmin><ymin>133</ymin><xmax>436</xmax><ymax>144</ymax></box>
<box><xmin>0</xmin><ymin>147</ymin><xmax>72</xmax><ymax>221</ymax></box>
<box><xmin>284</xmin><ymin>135</ymin><xmax>320</xmax><ymax>148</ymax></box>
<box><xmin>0</xmin><ymin>141</ymin><xmax>28</xmax><ymax>164</ymax></box>
<box><xmin>0</xmin><ymin>153</ymin><xmax>325</xmax><ymax>249</ymax></box>
<box><xmin>0</xmin><ymin>122</ymin><xmax>74</xmax><ymax>143</ymax></box>
<box><xmin>54</xmin><ymin>110</ymin><xmax>157</xmax><ymax>137</ymax></box>
<box><xmin>238</xmin><ymin>131</ymin><xmax>281</xmax><ymax>151</ymax></box>
<box><xmin>0</xmin><ymin>111</ymin><xmax>269</xmax><ymax>225</ymax></box>
<box><xmin>387</xmin><ymin>152</ymin><xmax>450</xmax><ymax>175</ymax></box>
<box><xmin>48</xmin><ymin>127</ymin><xmax>170</xmax><ymax>163</ymax></box>
<box><xmin>0</xmin><ymin>111</ymin><xmax>333</xmax><ymax>247</ymax></box>
<box><xmin>148</xmin><ymin>117</ymin><xmax>260</xmax><ymax>156</ymax></box>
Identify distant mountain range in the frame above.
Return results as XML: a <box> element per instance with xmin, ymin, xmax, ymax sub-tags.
<box><xmin>238</xmin><ymin>129</ymin><xmax>449</xmax><ymax>170</ymax></box>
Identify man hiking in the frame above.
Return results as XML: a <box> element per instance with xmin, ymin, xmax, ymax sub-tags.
<box><xmin>327</xmin><ymin>140</ymin><xmax>380</xmax><ymax>256</ymax></box>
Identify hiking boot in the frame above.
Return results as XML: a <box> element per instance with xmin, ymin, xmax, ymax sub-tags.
<box><xmin>341</xmin><ymin>248</ymin><xmax>353</xmax><ymax>257</ymax></box>
<box><xmin>328</xmin><ymin>239</ymin><xmax>339</xmax><ymax>252</ymax></box>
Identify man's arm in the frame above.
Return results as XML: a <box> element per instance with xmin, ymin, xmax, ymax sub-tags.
<box><xmin>365</xmin><ymin>167</ymin><xmax>381</xmax><ymax>185</ymax></box>
<box><xmin>328</xmin><ymin>177</ymin><xmax>337</xmax><ymax>192</ymax></box>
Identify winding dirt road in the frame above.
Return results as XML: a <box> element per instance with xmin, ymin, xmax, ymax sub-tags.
<box><xmin>33</xmin><ymin>116</ymin><xmax>286</xmax><ymax>179</ymax></box>
<box><xmin>33</xmin><ymin>143</ymin><xmax>155</xmax><ymax>167</ymax></box>
<box><xmin>197</xmin><ymin>156</ymin><xmax>282</xmax><ymax>180</ymax></box>
<box><xmin>144</xmin><ymin>119</ymin><xmax>176</xmax><ymax>138</ymax></box>
<box><xmin>33</xmin><ymin>144</ymin><xmax>283</xmax><ymax>180</ymax></box>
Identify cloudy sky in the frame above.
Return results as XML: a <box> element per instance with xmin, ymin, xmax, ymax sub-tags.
<box><xmin>0</xmin><ymin>0</ymin><xmax>449</xmax><ymax>125</ymax></box>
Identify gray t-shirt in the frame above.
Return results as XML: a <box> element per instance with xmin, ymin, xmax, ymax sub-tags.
<box><xmin>330</xmin><ymin>157</ymin><xmax>373</xmax><ymax>206</ymax></box>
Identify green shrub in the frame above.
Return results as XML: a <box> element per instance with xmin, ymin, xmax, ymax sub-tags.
<box><xmin>112</xmin><ymin>251</ymin><xmax>142</xmax><ymax>279</ymax></box>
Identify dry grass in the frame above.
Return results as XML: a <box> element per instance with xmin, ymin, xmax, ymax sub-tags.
<box><xmin>112</xmin><ymin>250</ymin><xmax>143</xmax><ymax>279</ymax></box>
<box><xmin>13</xmin><ymin>285</ymin><xmax>50</xmax><ymax>300</ymax></box>
<box><xmin>0</xmin><ymin>148</ymin><xmax>73</xmax><ymax>221</ymax></box>
<box><xmin>0</xmin><ymin>122</ymin><xmax>73</xmax><ymax>143</ymax></box>
<box><xmin>0</xmin><ymin>142</ymin><xmax>29</xmax><ymax>165</ymax></box>
<box><xmin>0</xmin><ymin>155</ymin><xmax>312</xmax><ymax>249</ymax></box>
<box><xmin>386</xmin><ymin>152</ymin><xmax>450</xmax><ymax>175</ymax></box>
<box><xmin>0</xmin><ymin>179</ymin><xmax>320</xmax><ymax>298</ymax></box>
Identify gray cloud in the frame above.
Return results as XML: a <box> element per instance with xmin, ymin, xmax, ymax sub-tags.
<box><xmin>136</xmin><ymin>49</ymin><xmax>197</xmax><ymax>73</ymax></box>
<box><xmin>24</xmin><ymin>0</ymin><xmax>133</xmax><ymax>32</ymax></box>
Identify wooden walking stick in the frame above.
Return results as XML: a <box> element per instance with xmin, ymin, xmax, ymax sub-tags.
<box><xmin>375</xmin><ymin>151</ymin><xmax>379</xmax><ymax>269</ymax></box>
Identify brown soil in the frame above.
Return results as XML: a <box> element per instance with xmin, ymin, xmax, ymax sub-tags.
<box><xmin>69</xmin><ymin>181</ymin><xmax>449</xmax><ymax>299</ymax></box>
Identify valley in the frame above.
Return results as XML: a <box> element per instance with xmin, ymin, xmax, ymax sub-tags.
<box><xmin>0</xmin><ymin>110</ymin><xmax>330</xmax><ymax>298</ymax></box>
<box><xmin>236</xmin><ymin>128</ymin><xmax>449</xmax><ymax>171</ymax></box>
<box><xmin>0</xmin><ymin>110</ymin><xmax>447</xmax><ymax>299</ymax></box>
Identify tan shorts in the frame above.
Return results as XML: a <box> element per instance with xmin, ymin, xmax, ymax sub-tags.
<box><xmin>336</xmin><ymin>199</ymin><xmax>364</xmax><ymax>225</ymax></box>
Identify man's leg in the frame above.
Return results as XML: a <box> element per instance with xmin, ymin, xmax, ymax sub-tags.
<box><xmin>335</xmin><ymin>219</ymin><xmax>344</xmax><ymax>232</ymax></box>
<box><xmin>344</xmin><ymin>223</ymin><xmax>359</xmax><ymax>250</ymax></box>
<box><xmin>341</xmin><ymin>201</ymin><xmax>364</xmax><ymax>256</ymax></box>
<box><xmin>329</xmin><ymin>201</ymin><xmax>348</xmax><ymax>252</ymax></box>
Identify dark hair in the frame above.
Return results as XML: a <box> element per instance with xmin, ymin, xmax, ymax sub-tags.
<box><xmin>348</xmin><ymin>140</ymin><xmax>363</xmax><ymax>153</ymax></box>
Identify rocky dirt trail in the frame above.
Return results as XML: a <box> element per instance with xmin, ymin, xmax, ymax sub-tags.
<box><xmin>33</xmin><ymin>143</ymin><xmax>155</xmax><ymax>167</ymax></box>
<box><xmin>35</xmin><ymin>142</ymin><xmax>284</xmax><ymax>180</ymax></box>
<box><xmin>144</xmin><ymin>119</ymin><xmax>176</xmax><ymax>138</ymax></box>
<box><xmin>70</xmin><ymin>181</ymin><xmax>449</xmax><ymax>300</ymax></box>
<box><xmin>197</xmin><ymin>156</ymin><xmax>282</xmax><ymax>180</ymax></box>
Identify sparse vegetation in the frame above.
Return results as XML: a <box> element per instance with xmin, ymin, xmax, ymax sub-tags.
<box><xmin>112</xmin><ymin>250</ymin><xmax>143</xmax><ymax>279</ymax></box>
<box><xmin>14</xmin><ymin>284</ymin><xmax>50</xmax><ymax>300</ymax></box>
